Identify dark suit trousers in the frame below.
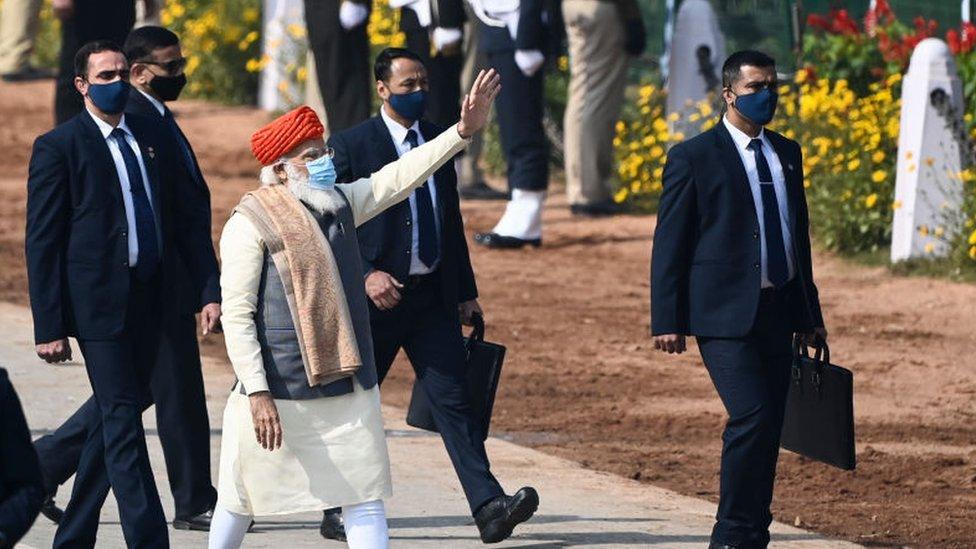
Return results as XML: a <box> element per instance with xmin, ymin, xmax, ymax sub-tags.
<box><xmin>697</xmin><ymin>288</ymin><xmax>794</xmax><ymax>549</ymax></box>
<box><xmin>35</xmin><ymin>312</ymin><xmax>216</xmax><ymax>518</ymax></box>
<box><xmin>55</xmin><ymin>0</ymin><xmax>135</xmax><ymax>124</ymax></box>
<box><xmin>485</xmin><ymin>50</ymin><xmax>548</xmax><ymax>191</ymax></box>
<box><xmin>304</xmin><ymin>0</ymin><xmax>371</xmax><ymax>133</ymax></box>
<box><xmin>372</xmin><ymin>275</ymin><xmax>504</xmax><ymax>514</ymax></box>
<box><xmin>53</xmin><ymin>273</ymin><xmax>168</xmax><ymax>549</ymax></box>
<box><xmin>404</xmin><ymin>29</ymin><xmax>462</xmax><ymax>129</ymax></box>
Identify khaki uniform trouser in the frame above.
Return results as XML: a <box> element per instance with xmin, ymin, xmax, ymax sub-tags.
<box><xmin>562</xmin><ymin>0</ymin><xmax>629</xmax><ymax>206</ymax></box>
<box><xmin>0</xmin><ymin>0</ymin><xmax>41</xmax><ymax>73</ymax></box>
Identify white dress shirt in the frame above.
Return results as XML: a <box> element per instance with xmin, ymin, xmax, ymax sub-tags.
<box><xmin>379</xmin><ymin>105</ymin><xmax>442</xmax><ymax>275</ymax></box>
<box><xmin>722</xmin><ymin>116</ymin><xmax>795</xmax><ymax>288</ymax></box>
<box><xmin>87</xmin><ymin>108</ymin><xmax>158</xmax><ymax>267</ymax></box>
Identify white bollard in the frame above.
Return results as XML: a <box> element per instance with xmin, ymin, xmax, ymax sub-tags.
<box><xmin>891</xmin><ymin>38</ymin><xmax>966</xmax><ymax>262</ymax></box>
<box><xmin>258</xmin><ymin>0</ymin><xmax>307</xmax><ymax>112</ymax></box>
<box><xmin>666</xmin><ymin>0</ymin><xmax>724</xmax><ymax>138</ymax></box>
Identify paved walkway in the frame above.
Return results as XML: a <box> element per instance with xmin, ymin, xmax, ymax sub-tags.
<box><xmin>1</xmin><ymin>303</ymin><xmax>860</xmax><ymax>548</ymax></box>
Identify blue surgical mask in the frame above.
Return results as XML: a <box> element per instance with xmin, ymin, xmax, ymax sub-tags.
<box><xmin>305</xmin><ymin>154</ymin><xmax>337</xmax><ymax>189</ymax></box>
<box><xmin>388</xmin><ymin>89</ymin><xmax>428</xmax><ymax>122</ymax></box>
<box><xmin>733</xmin><ymin>88</ymin><xmax>778</xmax><ymax>126</ymax></box>
<box><xmin>87</xmin><ymin>80</ymin><xmax>131</xmax><ymax>115</ymax></box>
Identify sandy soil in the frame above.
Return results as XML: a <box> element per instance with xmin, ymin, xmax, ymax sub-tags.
<box><xmin>2</xmin><ymin>81</ymin><xmax>974</xmax><ymax>547</ymax></box>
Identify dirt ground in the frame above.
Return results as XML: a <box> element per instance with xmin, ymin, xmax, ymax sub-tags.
<box><xmin>2</xmin><ymin>81</ymin><xmax>974</xmax><ymax>548</ymax></box>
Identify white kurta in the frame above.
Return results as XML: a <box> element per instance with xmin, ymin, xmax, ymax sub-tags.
<box><xmin>216</xmin><ymin>124</ymin><xmax>469</xmax><ymax>516</ymax></box>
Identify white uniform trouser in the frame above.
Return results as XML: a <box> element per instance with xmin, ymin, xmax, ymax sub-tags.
<box><xmin>208</xmin><ymin>500</ymin><xmax>389</xmax><ymax>549</ymax></box>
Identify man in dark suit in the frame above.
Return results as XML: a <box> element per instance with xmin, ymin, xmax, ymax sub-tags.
<box><xmin>53</xmin><ymin>0</ymin><xmax>136</xmax><ymax>124</ymax></box>
<box><xmin>0</xmin><ymin>368</ymin><xmax>45</xmax><ymax>548</ymax></box>
<box><xmin>25</xmin><ymin>40</ymin><xmax>220</xmax><ymax>547</ymax></box>
<box><xmin>650</xmin><ymin>50</ymin><xmax>828</xmax><ymax>549</ymax></box>
<box><xmin>471</xmin><ymin>0</ymin><xmax>562</xmax><ymax>248</ymax></box>
<box><xmin>304</xmin><ymin>0</ymin><xmax>372</xmax><ymax>133</ymax></box>
<box><xmin>32</xmin><ymin>26</ymin><xmax>220</xmax><ymax>532</ymax></box>
<box><xmin>324</xmin><ymin>47</ymin><xmax>539</xmax><ymax>545</ymax></box>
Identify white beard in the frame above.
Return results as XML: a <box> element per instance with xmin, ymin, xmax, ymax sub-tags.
<box><xmin>283</xmin><ymin>164</ymin><xmax>343</xmax><ymax>215</ymax></box>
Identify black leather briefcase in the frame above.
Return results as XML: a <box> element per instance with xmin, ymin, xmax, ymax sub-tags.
<box><xmin>406</xmin><ymin>314</ymin><xmax>505</xmax><ymax>440</ymax></box>
<box><xmin>780</xmin><ymin>337</ymin><xmax>856</xmax><ymax>470</ymax></box>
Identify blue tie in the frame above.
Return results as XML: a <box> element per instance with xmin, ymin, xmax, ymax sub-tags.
<box><xmin>747</xmin><ymin>138</ymin><xmax>789</xmax><ymax>288</ymax></box>
<box><xmin>404</xmin><ymin>129</ymin><xmax>439</xmax><ymax>268</ymax></box>
<box><xmin>111</xmin><ymin>128</ymin><xmax>160</xmax><ymax>281</ymax></box>
<box><xmin>163</xmin><ymin>108</ymin><xmax>202</xmax><ymax>185</ymax></box>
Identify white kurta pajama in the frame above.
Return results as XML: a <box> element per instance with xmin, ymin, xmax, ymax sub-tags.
<box><xmin>216</xmin><ymin>124</ymin><xmax>470</xmax><ymax>517</ymax></box>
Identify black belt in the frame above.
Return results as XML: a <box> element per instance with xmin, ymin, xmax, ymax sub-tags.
<box><xmin>760</xmin><ymin>277</ymin><xmax>797</xmax><ymax>304</ymax></box>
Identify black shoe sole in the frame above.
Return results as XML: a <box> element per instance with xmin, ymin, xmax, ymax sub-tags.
<box><xmin>480</xmin><ymin>489</ymin><xmax>540</xmax><ymax>544</ymax></box>
<box><xmin>40</xmin><ymin>505</ymin><xmax>63</xmax><ymax>525</ymax></box>
<box><xmin>172</xmin><ymin>519</ymin><xmax>211</xmax><ymax>531</ymax></box>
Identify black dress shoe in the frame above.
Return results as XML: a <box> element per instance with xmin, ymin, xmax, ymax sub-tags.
<box><xmin>474</xmin><ymin>487</ymin><xmax>539</xmax><ymax>544</ymax></box>
<box><xmin>473</xmin><ymin>232</ymin><xmax>542</xmax><ymax>249</ymax></box>
<box><xmin>173</xmin><ymin>508</ymin><xmax>214</xmax><ymax>531</ymax></box>
<box><xmin>319</xmin><ymin>507</ymin><xmax>346</xmax><ymax>542</ymax></box>
<box><xmin>570</xmin><ymin>200</ymin><xmax>629</xmax><ymax>217</ymax></box>
<box><xmin>1</xmin><ymin>66</ymin><xmax>55</xmax><ymax>82</ymax></box>
<box><xmin>708</xmin><ymin>543</ymin><xmax>738</xmax><ymax>549</ymax></box>
<box><xmin>40</xmin><ymin>494</ymin><xmax>64</xmax><ymax>524</ymax></box>
<box><xmin>459</xmin><ymin>181</ymin><xmax>509</xmax><ymax>201</ymax></box>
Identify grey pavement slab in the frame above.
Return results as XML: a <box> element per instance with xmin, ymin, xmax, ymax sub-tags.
<box><xmin>0</xmin><ymin>303</ymin><xmax>860</xmax><ymax>548</ymax></box>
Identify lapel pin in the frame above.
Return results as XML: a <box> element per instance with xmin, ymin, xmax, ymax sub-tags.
<box><xmin>147</xmin><ymin>147</ymin><xmax>155</xmax><ymax>159</ymax></box>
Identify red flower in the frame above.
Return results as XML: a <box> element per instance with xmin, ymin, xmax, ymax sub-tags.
<box><xmin>807</xmin><ymin>13</ymin><xmax>830</xmax><ymax>32</ymax></box>
<box><xmin>948</xmin><ymin>29</ymin><xmax>961</xmax><ymax>55</ymax></box>
<box><xmin>832</xmin><ymin>9</ymin><xmax>860</xmax><ymax>36</ymax></box>
<box><xmin>962</xmin><ymin>22</ymin><xmax>976</xmax><ymax>53</ymax></box>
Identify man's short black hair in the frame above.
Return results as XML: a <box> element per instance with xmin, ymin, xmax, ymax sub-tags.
<box><xmin>124</xmin><ymin>26</ymin><xmax>180</xmax><ymax>63</ymax></box>
<box><xmin>373</xmin><ymin>47</ymin><xmax>425</xmax><ymax>82</ymax></box>
<box><xmin>74</xmin><ymin>40</ymin><xmax>124</xmax><ymax>78</ymax></box>
<box><xmin>721</xmin><ymin>50</ymin><xmax>776</xmax><ymax>89</ymax></box>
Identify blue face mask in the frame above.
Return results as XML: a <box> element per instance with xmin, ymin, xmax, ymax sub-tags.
<box><xmin>305</xmin><ymin>154</ymin><xmax>337</xmax><ymax>189</ymax></box>
<box><xmin>87</xmin><ymin>80</ymin><xmax>131</xmax><ymax>115</ymax></box>
<box><xmin>733</xmin><ymin>88</ymin><xmax>778</xmax><ymax>126</ymax></box>
<box><xmin>388</xmin><ymin>89</ymin><xmax>428</xmax><ymax>122</ymax></box>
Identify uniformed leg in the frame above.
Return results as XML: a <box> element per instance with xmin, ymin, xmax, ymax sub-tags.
<box><xmin>0</xmin><ymin>0</ymin><xmax>41</xmax><ymax>74</ymax></box>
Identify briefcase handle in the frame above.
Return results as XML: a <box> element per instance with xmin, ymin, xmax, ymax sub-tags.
<box><xmin>464</xmin><ymin>312</ymin><xmax>486</xmax><ymax>357</ymax></box>
<box><xmin>792</xmin><ymin>335</ymin><xmax>831</xmax><ymax>387</ymax></box>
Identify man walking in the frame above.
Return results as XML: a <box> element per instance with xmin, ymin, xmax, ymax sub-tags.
<box><xmin>325</xmin><ymin>47</ymin><xmax>539</xmax><ymax>544</ymax></box>
<box><xmin>562</xmin><ymin>0</ymin><xmax>645</xmax><ymax>216</ymax></box>
<box><xmin>33</xmin><ymin>26</ymin><xmax>221</xmax><ymax>532</ymax></box>
<box><xmin>0</xmin><ymin>369</ymin><xmax>45</xmax><ymax>548</ymax></box>
<box><xmin>25</xmin><ymin>40</ymin><xmax>219</xmax><ymax>547</ymax></box>
<box><xmin>650</xmin><ymin>50</ymin><xmax>828</xmax><ymax>549</ymax></box>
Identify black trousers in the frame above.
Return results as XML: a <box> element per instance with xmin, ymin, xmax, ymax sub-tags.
<box><xmin>697</xmin><ymin>286</ymin><xmax>795</xmax><ymax>549</ymax></box>
<box><xmin>485</xmin><ymin>50</ymin><xmax>548</xmax><ymax>191</ymax></box>
<box><xmin>54</xmin><ymin>0</ymin><xmax>135</xmax><ymax>125</ymax></box>
<box><xmin>371</xmin><ymin>274</ymin><xmax>504</xmax><ymax>513</ymax></box>
<box><xmin>35</xmin><ymin>312</ymin><xmax>217</xmax><ymax>519</ymax></box>
<box><xmin>404</xmin><ymin>29</ymin><xmax>462</xmax><ymax>129</ymax></box>
<box><xmin>304</xmin><ymin>0</ymin><xmax>371</xmax><ymax>133</ymax></box>
<box><xmin>54</xmin><ymin>273</ymin><xmax>168</xmax><ymax>549</ymax></box>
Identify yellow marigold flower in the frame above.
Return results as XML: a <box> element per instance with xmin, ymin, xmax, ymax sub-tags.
<box><xmin>847</xmin><ymin>159</ymin><xmax>860</xmax><ymax>171</ymax></box>
<box><xmin>969</xmin><ymin>246</ymin><xmax>976</xmax><ymax>260</ymax></box>
<box><xmin>615</xmin><ymin>120</ymin><xmax>625</xmax><ymax>133</ymax></box>
<box><xmin>892</xmin><ymin>200</ymin><xmax>902</xmax><ymax>210</ymax></box>
<box><xmin>243</xmin><ymin>8</ymin><xmax>259</xmax><ymax>23</ymax></box>
<box><xmin>287</xmin><ymin>23</ymin><xmax>306</xmax><ymax>39</ymax></box>
<box><xmin>872</xmin><ymin>150</ymin><xmax>885</xmax><ymax>163</ymax></box>
<box><xmin>905</xmin><ymin>151</ymin><xmax>913</xmax><ymax>160</ymax></box>
<box><xmin>934</xmin><ymin>226</ymin><xmax>945</xmax><ymax>237</ymax></box>
<box><xmin>918</xmin><ymin>225</ymin><xmax>930</xmax><ymax>236</ymax></box>
<box><xmin>907</xmin><ymin>163</ymin><xmax>916</xmax><ymax>173</ymax></box>
<box><xmin>871</xmin><ymin>170</ymin><xmax>886</xmax><ymax>183</ymax></box>
<box><xmin>924</xmin><ymin>243</ymin><xmax>935</xmax><ymax>254</ymax></box>
<box><xmin>649</xmin><ymin>145</ymin><xmax>664</xmax><ymax>159</ymax></box>
<box><xmin>968</xmin><ymin>229</ymin><xmax>976</xmax><ymax>245</ymax></box>
<box><xmin>653</xmin><ymin>166</ymin><xmax>664</xmax><ymax>180</ymax></box>
<box><xmin>614</xmin><ymin>188</ymin><xmax>629</xmax><ymax>203</ymax></box>
<box><xmin>864</xmin><ymin>193</ymin><xmax>878</xmax><ymax>208</ymax></box>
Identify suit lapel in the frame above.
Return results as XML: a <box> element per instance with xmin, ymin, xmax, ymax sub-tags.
<box><xmin>78</xmin><ymin>114</ymin><xmax>125</xmax><ymax>210</ymax></box>
<box><xmin>713</xmin><ymin>123</ymin><xmax>759</xmax><ymax>227</ymax></box>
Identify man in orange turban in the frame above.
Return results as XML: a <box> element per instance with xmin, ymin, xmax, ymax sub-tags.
<box><xmin>209</xmin><ymin>70</ymin><xmax>500</xmax><ymax>549</ymax></box>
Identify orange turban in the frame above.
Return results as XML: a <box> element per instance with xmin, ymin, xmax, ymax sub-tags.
<box><xmin>250</xmin><ymin>106</ymin><xmax>325</xmax><ymax>166</ymax></box>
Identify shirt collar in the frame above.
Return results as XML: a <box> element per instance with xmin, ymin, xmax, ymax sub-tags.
<box><xmin>722</xmin><ymin>114</ymin><xmax>765</xmax><ymax>150</ymax></box>
<box><xmin>137</xmin><ymin>88</ymin><xmax>166</xmax><ymax>117</ymax></box>
<box><xmin>87</xmin><ymin>107</ymin><xmax>131</xmax><ymax>140</ymax></box>
<box><xmin>380</xmin><ymin>104</ymin><xmax>420</xmax><ymax>147</ymax></box>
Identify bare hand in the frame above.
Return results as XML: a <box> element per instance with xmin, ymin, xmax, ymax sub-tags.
<box><xmin>36</xmin><ymin>338</ymin><xmax>72</xmax><ymax>363</ymax></box>
<box><xmin>800</xmin><ymin>326</ymin><xmax>828</xmax><ymax>347</ymax></box>
<box><xmin>249</xmin><ymin>391</ymin><xmax>282</xmax><ymax>451</ymax></box>
<box><xmin>52</xmin><ymin>0</ymin><xmax>74</xmax><ymax>19</ymax></box>
<box><xmin>653</xmin><ymin>334</ymin><xmax>686</xmax><ymax>354</ymax></box>
<box><xmin>365</xmin><ymin>270</ymin><xmax>403</xmax><ymax>311</ymax></box>
<box><xmin>456</xmin><ymin>69</ymin><xmax>501</xmax><ymax>139</ymax></box>
<box><xmin>458</xmin><ymin>299</ymin><xmax>483</xmax><ymax>326</ymax></box>
<box><xmin>200</xmin><ymin>302</ymin><xmax>222</xmax><ymax>335</ymax></box>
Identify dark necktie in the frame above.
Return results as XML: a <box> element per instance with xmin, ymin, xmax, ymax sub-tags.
<box><xmin>404</xmin><ymin>129</ymin><xmax>439</xmax><ymax>268</ymax></box>
<box><xmin>111</xmin><ymin>128</ymin><xmax>160</xmax><ymax>281</ymax></box>
<box><xmin>747</xmin><ymin>138</ymin><xmax>789</xmax><ymax>287</ymax></box>
<box><xmin>164</xmin><ymin>108</ymin><xmax>202</xmax><ymax>185</ymax></box>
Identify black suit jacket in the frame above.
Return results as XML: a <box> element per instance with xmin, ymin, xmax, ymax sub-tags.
<box><xmin>478</xmin><ymin>0</ymin><xmax>563</xmax><ymax>54</ymax></box>
<box><xmin>328</xmin><ymin>115</ymin><xmax>478</xmax><ymax>310</ymax></box>
<box><xmin>650</xmin><ymin>121</ymin><xmax>824</xmax><ymax>338</ymax></box>
<box><xmin>0</xmin><ymin>368</ymin><xmax>44</xmax><ymax>547</ymax></box>
<box><xmin>25</xmin><ymin>111</ymin><xmax>220</xmax><ymax>344</ymax></box>
<box><xmin>126</xmin><ymin>90</ymin><xmax>217</xmax><ymax>316</ymax></box>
